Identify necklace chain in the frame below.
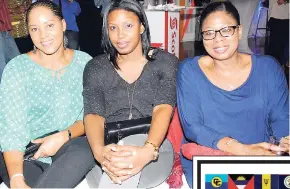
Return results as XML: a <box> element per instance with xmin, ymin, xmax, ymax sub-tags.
<box><xmin>124</xmin><ymin>58</ymin><xmax>146</xmax><ymax>120</ymax></box>
<box><xmin>126</xmin><ymin>82</ymin><xmax>138</xmax><ymax>120</ymax></box>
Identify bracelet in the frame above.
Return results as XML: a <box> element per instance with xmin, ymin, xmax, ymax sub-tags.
<box><xmin>144</xmin><ymin>141</ymin><xmax>159</xmax><ymax>150</ymax></box>
<box><xmin>225</xmin><ymin>139</ymin><xmax>238</xmax><ymax>148</ymax></box>
<box><xmin>144</xmin><ymin>141</ymin><xmax>159</xmax><ymax>161</ymax></box>
<box><xmin>10</xmin><ymin>173</ymin><xmax>24</xmax><ymax>181</ymax></box>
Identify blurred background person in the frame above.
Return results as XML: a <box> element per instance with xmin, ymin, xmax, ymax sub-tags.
<box><xmin>53</xmin><ymin>0</ymin><xmax>81</xmax><ymax>50</ymax></box>
<box><xmin>267</xmin><ymin>0</ymin><xmax>289</xmax><ymax>67</ymax></box>
<box><xmin>0</xmin><ymin>0</ymin><xmax>20</xmax><ymax>81</ymax></box>
<box><xmin>8</xmin><ymin>0</ymin><xmax>33</xmax><ymax>54</ymax></box>
<box><xmin>77</xmin><ymin>0</ymin><xmax>104</xmax><ymax>57</ymax></box>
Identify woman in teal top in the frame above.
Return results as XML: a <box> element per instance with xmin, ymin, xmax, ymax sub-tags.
<box><xmin>0</xmin><ymin>1</ymin><xmax>95</xmax><ymax>188</ymax></box>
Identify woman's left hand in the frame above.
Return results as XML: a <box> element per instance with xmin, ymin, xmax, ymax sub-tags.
<box><xmin>279</xmin><ymin>136</ymin><xmax>290</xmax><ymax>152</ymax></box>
<box><xmin>102</xmin><ymin>145</ymin><xmax>154</xmax><ymax>182</ymax></box>
<box><xmin>32</xmin><ymin>131</ymin><xmax>68</xmax><ymax>159</ymax></box>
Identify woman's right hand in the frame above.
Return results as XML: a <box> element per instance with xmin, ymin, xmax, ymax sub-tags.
<box><xmin>96</xmin><ymin>144</ymin><xmax>133</xmax><ymax>184</ymax></box>
<box><xmin>241</xmin><ymin>142</ymin><xmax>285</xmax><ymax>155</ymax></box>
<box><xmin>32</xmin><ymin>131</ymin><xmax>69</xmax><ymax>159</ymax></box>
<box><xmin>10</xmin><ymin>176</ymin><xmax>31</xmax><ymax>189</ymax></box>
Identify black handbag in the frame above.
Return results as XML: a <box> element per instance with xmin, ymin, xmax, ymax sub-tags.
<box><xmin>104</xmin><ymin>117</ymin><xmax>151</xmax><ymax>145</ymax></box>
<box><xmin>24</xmin><ymin>130</ymin><xmax>59</xmax><ymax>160</ymax></box>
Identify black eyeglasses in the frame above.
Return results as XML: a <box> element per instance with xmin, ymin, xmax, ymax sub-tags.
<box><xmin>201</xmin><ymin>25</ymin><xmax>240</xmax><ymax>40</ymax></box>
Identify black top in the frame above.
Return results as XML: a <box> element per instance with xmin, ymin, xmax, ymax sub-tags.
<box><xmin>83</xmin><ymin>49</ymin><xmax>178</xmax><ymax>123</ymax></box>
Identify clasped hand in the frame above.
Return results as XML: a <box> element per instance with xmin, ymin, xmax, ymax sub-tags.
<box><xmin>10</xmin><ymin>132</ymin><xmax>68</xmax><ymax>188</ymax></box>
<box><xmin>242</xmin><ymin>135</ymin><xmax>290</xmax><ymax>156</ymax></box>
<box><xmin>279</xmin><ymin>135</ymin><xmax>289</xmax><ymax>152</ymax></box>
<box><xmin>100</xmin><ymin>144</ymin><xmax>154</xmax><ymax>184</ymax></box>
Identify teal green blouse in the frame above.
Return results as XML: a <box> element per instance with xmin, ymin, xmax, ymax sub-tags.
<box><xmin>0</xmin><ymin>50</ymin><xmax>92</xmax><ymax>164</ymax></box>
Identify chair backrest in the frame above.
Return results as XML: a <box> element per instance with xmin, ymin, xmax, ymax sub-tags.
<box><xmin>167</xmin><ymin>108</ymin><xmax>183</xmax><ymax>153</ymax></box>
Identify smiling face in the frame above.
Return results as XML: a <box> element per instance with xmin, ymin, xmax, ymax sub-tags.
<box><xmin>202</xmin><ymin>11</ymin><xmax>242</xmax><ymax>60</ymax></box>
<box><xmin>107</xmin><ymin>9</ymin><xmax>144</xmax><ymax>55</ymax></box>
<box><xmin>28</xmin><ymin>6</ymin><xmax>66</xmax><ymax>55</ymax></box>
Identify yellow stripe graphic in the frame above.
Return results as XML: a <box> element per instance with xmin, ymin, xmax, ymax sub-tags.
<box><xmin>262</xmin><ymin>174</ymin><xmax>271</xmax><ymax>189</ymax></box>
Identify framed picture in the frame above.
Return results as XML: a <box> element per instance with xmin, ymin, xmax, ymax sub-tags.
<box><xmin>193</xmin><ymin>156</ymin><xmax>290</xmax><ymax>189</ymax></box>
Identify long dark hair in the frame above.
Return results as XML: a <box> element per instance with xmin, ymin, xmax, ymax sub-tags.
<box><xmin>102</xmin><ymin>0</ymin><xmax>153</xmax><ymax>70</ymax></box>
<box><xmin>199</xmin><ymin>0</ymin><xmax>240</xmax><ymax>29</ymax></box>
<box><xmin>26</xmin><ymin>0</ymin><xmax>63</xmax><ymax>24</ymax></box>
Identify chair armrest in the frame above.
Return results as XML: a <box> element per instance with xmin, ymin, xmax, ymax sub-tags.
<box><xmin>181</xmin><ymin>143</ymin><xmax>232</xmax><ymax>160</ymax></box>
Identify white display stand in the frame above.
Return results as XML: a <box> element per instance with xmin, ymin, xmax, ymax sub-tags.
<box><xmin>230</xmin><ymin>0</ymin><xmax>260</xmax><ymax>54</ymax></box>
<box><xmin>145</xmin><ymin>10</ymin><xmax>180</xmax><ymax>58</ymax></box>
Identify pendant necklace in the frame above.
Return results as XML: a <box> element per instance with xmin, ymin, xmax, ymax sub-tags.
<box><xmin>124</xmin><ymin>58</ymin><xmax>147</xmax><ymax>120</ymax></box>
<box><xmin>126</xmin><ymin>81</ymin><xmax>138</xmax><ymax>120</ymax></box>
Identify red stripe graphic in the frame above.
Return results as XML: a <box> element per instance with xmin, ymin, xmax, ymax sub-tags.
<box><xmin>165</xmin><ymin>11</ymin><xmax>168</xmax><ymax>51</ymax></box>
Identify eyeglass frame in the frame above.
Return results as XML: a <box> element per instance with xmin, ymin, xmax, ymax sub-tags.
<box><xmin>201</xmin><ymin>25</ymin><xmax>240</xmax><ymax>40</ymax></box>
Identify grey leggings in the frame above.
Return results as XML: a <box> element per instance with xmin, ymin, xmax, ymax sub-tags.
<box><xmin>0</xmin><ymin>137</ymin><xmax>95</xmax><ymax>188</ymax></box>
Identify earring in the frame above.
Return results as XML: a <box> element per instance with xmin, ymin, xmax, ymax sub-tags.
<box><xmin>63</xmin><ymin>34</ymin><xmax>68</xmax><ymax>49</ymax></box>
<box><xmin>33</xmin><ymin>45</ymin><xmax>37</xmax><ymax>54</ymax></box>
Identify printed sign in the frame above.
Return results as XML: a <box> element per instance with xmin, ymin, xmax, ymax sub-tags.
<box><xmin>167</xmin><ymin>11</ymin><xmax>179</xmax><ymax>58</ymax></box>
<box><xmin>193</xmin><ymin>156</ymin><xmax>290</xmax><ymax>189</ymax></box>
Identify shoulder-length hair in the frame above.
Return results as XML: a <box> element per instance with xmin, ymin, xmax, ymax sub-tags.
<box><xmin>102</xmin><ymin>0</ymin><xmax>153</xmax><ymax>69</ymax></box>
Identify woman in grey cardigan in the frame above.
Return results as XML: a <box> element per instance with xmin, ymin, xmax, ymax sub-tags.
<box><xmin>83</xmin><ymin>0</ymin><xmax>178</xmax><ymax>188</ymax></box>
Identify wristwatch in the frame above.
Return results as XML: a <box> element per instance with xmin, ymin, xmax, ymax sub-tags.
<box><xmin>144</xmin><ymin>141</ymin><xmax>159</xmax><ymax>161</ymax></box>
<box><xmin>67</xmin><ymin>129</ymin><xmax>72</xmax><ymax>140</ymax></box>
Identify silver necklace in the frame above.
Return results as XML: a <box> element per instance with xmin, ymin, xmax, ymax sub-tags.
<box><xmin>126</xmin><ymin>81</ymin><xmax>138</xmax><ymax>120</ymax></box>
<box><xmin>120</xmin><ymin>58</ymin><xmax>147</xmax><ymax>120</ymax></box>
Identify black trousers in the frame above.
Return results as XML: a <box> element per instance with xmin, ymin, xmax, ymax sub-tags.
<box><xmin>267</xmin><ymin>18</ymin><xmax>289</xmax><ymax>66</ymax></box>
<box><xmin>77</xmin><ymin>0</ymin><xmax>103</xmax><ymax>57</ymax></box>
<box><xmin>14</xmin><ymin>36</ymin><xmax>33</xmax><ymax>54</ymax></box>
<box><xmin>65</xmin><ymin>30</ymin><xmax>80</xmax><ymax>50</ymax></box>
<box><xmin>0</xmin><ymin>137</ymin><xmax>95</xmax><ymax>188</ymax></box>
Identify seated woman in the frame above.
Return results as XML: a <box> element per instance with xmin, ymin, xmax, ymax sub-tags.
<box><xmin>176</xmin><ymin>1</ymin><xmax>289</xmax><ymax>188</ymax></box>
<box><xmin>82</xmin><ymin>0</ymin><xmax>178</xmax><ymax>188</ymax></box>
<box><xmin>0</xmin><ymin>0</ymin><xmax>94</xmax><ymax>188</ymax></box>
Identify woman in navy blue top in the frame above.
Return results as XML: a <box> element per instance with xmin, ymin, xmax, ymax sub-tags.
<box><xmin>177</xmin><ymin>1</ymin><xmax>289</xmax><ymax>188</ymax></box>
